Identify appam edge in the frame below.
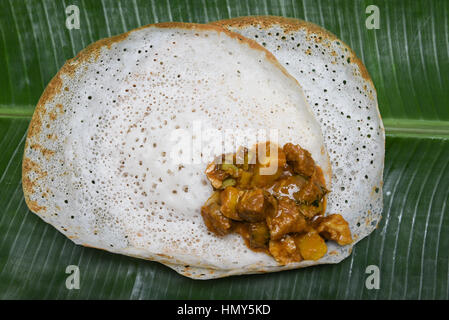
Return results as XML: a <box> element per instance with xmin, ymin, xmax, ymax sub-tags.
<box><xmin>22</xmin><ymin>22</ymin><xmax>334</xmax><ymax>279</ymax></box>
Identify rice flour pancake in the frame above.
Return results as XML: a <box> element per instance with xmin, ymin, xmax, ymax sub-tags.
<box><xmin>212</xmin><ymin>15</ymin><xmax>385</xmax><ymax>272</ymax></box>
<box><xmin>22</xmin><ymin>22</ymin><xmax>330</xmax><ymax>279</ymax></box>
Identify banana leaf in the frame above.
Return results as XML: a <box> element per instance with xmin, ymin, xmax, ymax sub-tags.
<box><xmin>0</xmin><ymin>0</ymin><xmax>448</xmax><ymax>299</ymax></box>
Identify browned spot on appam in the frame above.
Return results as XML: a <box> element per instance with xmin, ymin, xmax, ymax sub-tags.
<box><xmin>56</xmin><ymin>104</ymin><xmax>64</xmax><ymax>114</ymax></box>
<box><xmin>27</xmin><ymin>200</ymin><xmax>46</xmax><ymax>213</ymax></box>
<box><xmin>30</xmin><ymin>144</ymin><xmax>55</xmax><ymax>160</ymax></box>
<box><xmin>156</xmin><ymin>253</ymin><xmax>174</xmax><ymax>259</ymax></box>
<box><xmin>46</xmin><ymin>133</ymin><xmax>57</xmax><ymax>141</ymax></box>
<box><xmin>22</xmin><ymin>158</ymin><xmax>46</xmax><ymax>194</ymax></box>
<box><xmin>26</xmin><ymin>106</ymin><xmax>43</xmax><ymax>140</ymax></box>
<box><xmin>22</xmin><ymin>156</ymin><xmax>49</xmax><ymax>215</ymax></box>
<box><xmin>49</xmin><ymin>111</ymin><xmax>57</xmax><ymax>121</ymax></box>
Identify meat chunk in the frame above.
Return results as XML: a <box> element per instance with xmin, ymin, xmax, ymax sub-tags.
<box><xmin>249</xmin><ymin>222</ymin><xmax>270</xmax><ymax>249</ymax></box>
<box><xmin>201</xmin><ymin>141</ymin><xmax>352</xmax><ymax>264</ymax></box>
<box><xmin>205</xmin><ymin>162</ymin><xmax>229</xmax><ymax>189</ymax></box>
<box><xmin>294</xmin><ymin>231</ymin><xmax>327</xmax><ymax>261</ymax></box>
<box><xmin>201</xmin><ymin>202</ymin><xmax>232</xmax><ymax>236</ymax></box>
<box><xmin>298</xmin><ymin>202</ymin><xmax>324</xmax><ymax>219</ymax></box>
<box><xmin>296</xmin><ymin>178</ymin><xmax>327</xmax><ymax>204</ymax></box>
<box><xmin>269</xmin><ymin>235</ymin><xmax>302</xmax><ymax>265</ymax></box>
<box><xmin>237</xmin><ymin>189</ymin><xmax>267</xmax><ymax>222</ymax></box>
<box><xmin>220</xmin><ymin>186</ymin><xmax>242</xmax><ymax>220</ymax></box>
<box><xmin>266</xmin><ymin>197</ymin><xmax>308</xmax><ymax>240</ymax></box>
<box><xmin>315</xmin><ymin>214</ymin><xmax>353</xmax><ymax>245</ymax></box>
<box><xmin>283</xmin><ymin>143</ymin><xmax>316</xmax><ymax>177</ymax></box>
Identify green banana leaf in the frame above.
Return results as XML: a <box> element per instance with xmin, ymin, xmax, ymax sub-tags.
<box><xmin>0</xmin><ymin>0</ymin><xmax>448</xmax><ymax>299</ymax></box>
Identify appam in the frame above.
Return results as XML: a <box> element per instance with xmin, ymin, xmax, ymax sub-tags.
<box><xmin>22</xmin><ymin>22</ymin><xmax>332</xmax><ymax>279</ymax></box>
<box><xmin>212</xmin><ymin>15</ymin><xmax>385</xmax><ymax>271</ymax></box>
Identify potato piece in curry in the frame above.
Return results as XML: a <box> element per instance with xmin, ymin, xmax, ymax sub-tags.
<box><xmin>201</xmin><ymin>141</ymin><xmax>352</xmax><ymax>265</ymax></box>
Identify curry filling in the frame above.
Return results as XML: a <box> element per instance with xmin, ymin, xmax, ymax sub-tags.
<box><xmin>201</xmin><ymin>142</ymin><xmax>352</xmax><ymax>265</ymax></box>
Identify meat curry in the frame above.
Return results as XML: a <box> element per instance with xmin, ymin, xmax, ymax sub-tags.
<box><xmin>201</xmin><ymin>142</ymin><xmax>352</xmax><ymax>265</ymax></box>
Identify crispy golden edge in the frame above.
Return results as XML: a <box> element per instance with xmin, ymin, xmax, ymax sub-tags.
<box><xmin>22</xmin><ymin>21</ymin><xmax>331</xmax><ymax>213</ymax></box>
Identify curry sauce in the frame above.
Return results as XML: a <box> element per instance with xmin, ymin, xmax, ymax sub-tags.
<box><xmin>201</xmin><ymin>141</ymin><xmax>352</xmax><ymax>265</ymax></box>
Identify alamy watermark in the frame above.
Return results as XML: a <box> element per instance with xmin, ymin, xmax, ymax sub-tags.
<box><xmin>365</xmin><ymin>265</ymin><xmax>380</xmax><ymax>290</ymax></box>
<box><xmin>365</xmin><ymin>5</ymin><xmax>380</xmax><ymax>29</ymax></box>
<box><xmin>65</xmin><ymin>265</ymin><xmax>80</xmax><ymax>290</ymax></box>
<box><xmin>65</xmin><ymin>5</ymin><xmax>80</xmax><ymax>30</ymax></box>
<box><xmin>169</xmin><ymin>121</ymin><xmax>282</xmax><ymax>174</ymax></box>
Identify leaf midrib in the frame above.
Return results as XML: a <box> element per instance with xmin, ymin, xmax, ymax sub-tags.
<box><xmin>1</xmin><ymin>106</ymin><xmax>448</xmax><ymax>139</ymax></box>
<box><xmin>383</xmin><ymin>119</ymin><xmax>449</xmax><ymax>139</ymax></box>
